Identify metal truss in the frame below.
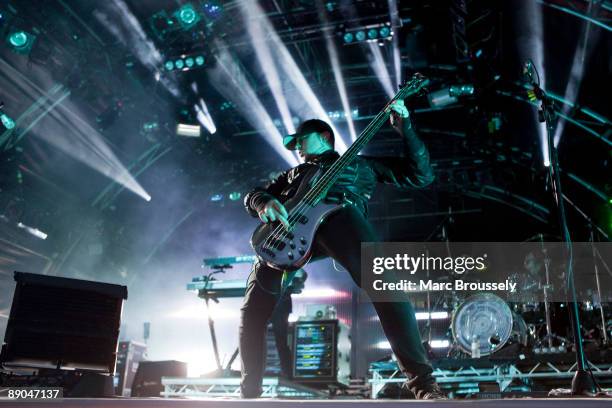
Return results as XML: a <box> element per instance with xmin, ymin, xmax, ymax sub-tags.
<box><xmin>369</xmin><ymin>360</ymin><xmax>612</xmax><ymax>398</ymax></box>
<box><xmin>160</xmin><ymin>377</ymin><xmax>326</xmax><ymax>398</ymax></box>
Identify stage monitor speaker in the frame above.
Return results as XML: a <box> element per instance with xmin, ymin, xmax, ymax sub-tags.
<box><xmin>131</xmin><ymin>360</ymin><xmax>187</xmax><ymax>397</ymax></box>
<box><xmin>292</xmin><ymin>319</ymin><xmax>351</xmax><ymax>387</ymax></box>
<box><xmin>114</xmin><ymin>341</ymin><xmax>147</xmax><ymax>396</ymax></box>
<box><xmin>0</xmin><ymin>271</ymin><xmax>128</xmax><ymax>374</ymax></box>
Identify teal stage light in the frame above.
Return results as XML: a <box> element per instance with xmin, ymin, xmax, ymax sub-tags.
<box><xmin>175</xmin><ymin>59</ymin><xmax>184</xmax><ymax>69</ymax></box>
<box><xmin>175</xmin><ymin>4</ymin><xmax>200</xmax><ymax>29</ymax></box>
<box><xmin>185</xmin><ymin>57</ymin><xmax>194</xmax><ymax>68</ymax></box>
<box><xmin>9</xmin><ymin>31</ymin><xmax>28</xmax><ymax>48</ymax></box>
<box><xmin>367</xmin><ymin>28</ymin><xmax>378</xmax><ymax>39</ymax></box>
<box><xmin>343</xmin><ymin>32</ymin><xmax>354</xmax><ymax>43</ymax></box>
<box><xmin>6</xmin><ymin>30</ymin><xmax>35</xmax><ymax>54</ymax></box>
<box><xmin>195</xmin><ymin>55</ymin><xmax>205</xmax><ymax>66</ymax></box>
<box><xmin>1</xmin><ymin>113</ymin><xmax>15</xmax><ymax>130</ymax></box>
<box><xmin>379</xmin><ymin>26</ymin><xmax>391</xmax><ymax>37</ymax></box>
<box><xmin>355</xmin><ymin>30</ymin><xmax>366</xmax><ymax>41</ymax></box>
<box><xmin>164</xmin><ymin>60</ymin><xmax>174</xmax><ymax>71</ymax></box>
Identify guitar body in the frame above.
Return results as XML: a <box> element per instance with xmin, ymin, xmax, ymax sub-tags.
<box><xmin>250</xmin><ymin>168</ymin><xmax>344</xmax><ymax>271</ymax></box>
<box><xmin>250</xmin><ymin>198</ymin><xmax>342</xmax><ymax>271</ymax></box>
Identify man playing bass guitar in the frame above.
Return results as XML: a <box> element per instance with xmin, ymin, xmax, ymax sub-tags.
<box><xmin>240</xmin><ymin>97</ymin><xmax>444</xmax><ymax>399</ymax></box>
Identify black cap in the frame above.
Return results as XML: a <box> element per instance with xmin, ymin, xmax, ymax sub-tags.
<box><xmin>283</xmin><ymin>119</ymin><xmax>334</xmax><ymax>150</ymax></box>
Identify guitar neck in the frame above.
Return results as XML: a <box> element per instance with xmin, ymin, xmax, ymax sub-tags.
<box><xmin>303</xmin><ymin>81</ymin><xmax>422</xmax><ymax>205</ymax></box>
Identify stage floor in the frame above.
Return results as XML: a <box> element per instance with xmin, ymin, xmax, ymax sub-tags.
<box><xmin>1</xmin><ymin>398</ymin><xmax>612</xmax><ymax>407</ymax></box>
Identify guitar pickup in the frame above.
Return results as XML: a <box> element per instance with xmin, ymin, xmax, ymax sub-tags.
<box><xmin>269</xmin><ymin>240</ymin><xmax>286</xmax><ymax>251</ymax></box>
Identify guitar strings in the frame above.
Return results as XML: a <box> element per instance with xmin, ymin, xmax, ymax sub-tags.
<box><xmin>263</xmin><ymin>81</ymin><xmax>414</xmax><ymax>250</ymax></box>
<box><xmin>263</xmin><ymin>78</ymin><xmax>420</xmax><ymax>252</ymax></box>
<box><xmin>264</xmin><ymin>81</ymin><xmax>412</xmax><ymax>245</ymax></box>
<box><xmin>262</xmin><ymin>109</ymin><xmax>388</xmax><ymax>248</ymax></box>
<box><xmin>263</xmin><ymin>109</ymin><xmax>390</xmax><ymax>249</ymax></box>
<box><xmin>263</xmin><ymin>99</ymin><xmax>399</xmax><ymax>249</ymax></box>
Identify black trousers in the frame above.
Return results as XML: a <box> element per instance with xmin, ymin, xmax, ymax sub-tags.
<box><xmin>270</xmin><ymin>295</ymin><xmax>292</xmax><ymax>377</ymax></box>
<box><xmin>239</xmin><ymin>206</ymin><xmax>433</xmax><ymax>397</ymax></box>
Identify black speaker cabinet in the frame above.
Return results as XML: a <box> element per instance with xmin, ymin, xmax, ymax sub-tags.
<box><xmin>0</xmin><ymin>271</ymin><xmax>128</xmax><ymax>374</ymax></box>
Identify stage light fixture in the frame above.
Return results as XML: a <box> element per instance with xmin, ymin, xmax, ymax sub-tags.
<box><xmin>343</xmin><ymin>32</ymin><xmax>354</xmax><ymax>43</ymax></box>
<box><xmin>210</xmin><ymin>194</ymin><xmax>223</xmax><ymax>202</ymax></box>
<box><xmin>175</xmin><ymin>4</ymin><xmax>200</xmax><ymax>29</ymax></box>
<box><xmin>367</xmin><ymin>28</ymin><xmax>378</xmax><ymax>39</ymax></box>
<box><xmin>449</xmin><ymin>84</ymin><xmax>475</xmax><ymax>97</ymax></box>
<box><xmin>379</xmin><ymin>26</ymin><xmax>391</xmax><ymax>37</ymax></box>
<box><xmin>9</xmin><ymin>31</ymin><xmax>27</xmax><ymax>47</ymax></box>
<box><xmin>1</xmin><ymin>112</ymin><xmax>15</xmax><ymax>129</ymax></box>
<box><xmin>162</xmin><ymin>53</ymin><xmax>205</xmax><ymax>74</ymax></box>
<box><xmin>7</xmin><ymin>30</ymin><xmax>35</xmax><ymax>54</ymax></box>
<box><xmin>176</xmin><ymin>123</ymin><xmax>200</xmax><ymax>137</ymax></box>
<box><xmin>16</xmin><ymin>222</ymin><xmax>47</xmax><ymax>240</ymax></box>
<box><xmin>229</xmin><ymin>192</ymin><xmax>241</xmax><ymax>201</ymax></box>
<box><xmin>428</xmin><ymin>88</ymin><xmax>459</xmax><ymax>108</ymax></box>
<box><xmin>355</xmin><ymin>30</ymin><xmax>366</xmax><ymax>41</ymax></box>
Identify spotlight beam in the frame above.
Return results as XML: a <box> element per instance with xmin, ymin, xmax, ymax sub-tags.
<box><xmin>195</xmin><ymin>98</ymin><xmax>217</xmax><ymax>134</ymax></box>
<box><xmin>367</xmin><ymin>42</ymin><xmax>395</xmax><ymax>100</ymax></box>
<box><xmin>387</xmin><ymin>0</ymin><xmax>402</xmax><ymax>88</ymax></box>
<box><xmin>0</xmin><ymin>59</ymin><xmax>150</xmax><ymax>201</ymax></box>
<box><xmin>93</xmin><ymin>0</ymin><xmax>181</xmax><ymax>98</ymax></box>
<box><xmin>209</xmin><ymin>42</ymin><xmax>299</xmax><ymax>167</ymax></box>
<box><xmin>553</xmin><ymin>1</ymin><xmax>600</xmax><ymax>147</ymax></box>
<box><xmin>240</xmin><ymin>3</ymin><xmax>296</xmax><ymax>136</ymax></box>
<box><xmin>241</xmin><ymin>1</ymin><xmax>348</xmax><ymax>153</ymax></box>
<box><xmin>317</xmin><ymin>1</ymin><xmax>357</xmax><ymax>141</ymax></box>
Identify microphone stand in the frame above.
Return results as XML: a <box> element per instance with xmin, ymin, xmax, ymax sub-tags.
<box><xmin>525</xmin><ymin>62</ymin><xmax>597</xmax><ymax>395</ymax></box>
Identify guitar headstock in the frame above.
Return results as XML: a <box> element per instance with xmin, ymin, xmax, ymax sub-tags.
<box><xmin>397</xmin><ymin>73</ymin><xmax>430</xmax><ymax>100</ymax></box>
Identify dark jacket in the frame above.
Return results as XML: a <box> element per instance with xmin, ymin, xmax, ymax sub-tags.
<box><xmin>244</xmin><ymin>121</ymin><xmax>434</xmax><ymax>217</ymax></box>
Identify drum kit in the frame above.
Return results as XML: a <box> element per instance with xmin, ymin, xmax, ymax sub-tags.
<box><xmin>423</xmin><ymin>234</ymin><xmax>610</xmax><ymax>358</ymax></box>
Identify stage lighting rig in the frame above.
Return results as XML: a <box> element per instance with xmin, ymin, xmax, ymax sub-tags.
<box><xmin>342</xmin><ymin>23</ymin><xmax>393</xmax><ymax>45</ymax></box>
<box><xmin>163</xmin><ymin>52</ymin><xmax>206</xmax><ymax>73</ymax></box>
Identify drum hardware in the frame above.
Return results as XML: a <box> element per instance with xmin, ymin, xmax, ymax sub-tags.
<box><xmin>533</xmin><ymin>237</ymin><xmax>570</xmax><ymax>351</ymax></box>
<box><xmin>451</xmin><ymin>293</ymin><xmax>515</xmax><ymax>357</ymax></box>
<box><xmin>590</xmin><ymin>227</ymin><xmax>611</xmax><ymax>346</ymax></box>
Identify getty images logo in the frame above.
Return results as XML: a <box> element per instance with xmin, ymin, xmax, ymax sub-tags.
<box><xmin>372</xmin><ymin>253</ymin><xmax>488</xmax><ymax>275</ymax></box>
